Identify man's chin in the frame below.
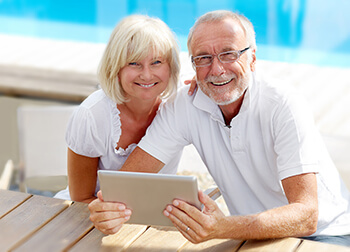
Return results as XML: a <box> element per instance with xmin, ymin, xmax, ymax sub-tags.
<box><xmin>209</xmin><ymin>95</ymin><xmax>240</xmax><ymax>106</ymax></box>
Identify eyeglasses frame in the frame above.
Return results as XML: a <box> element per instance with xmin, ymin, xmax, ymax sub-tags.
<box><xmin>191</xmin><ymin>46</ymin><xmax>251</xmax><ymax>68</ymax></box>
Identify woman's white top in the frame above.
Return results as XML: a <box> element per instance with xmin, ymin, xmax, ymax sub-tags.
<box><xmin>54</xmin><ymin>89</ymin><xmax>181</xmax><ymax>200</ymax></box>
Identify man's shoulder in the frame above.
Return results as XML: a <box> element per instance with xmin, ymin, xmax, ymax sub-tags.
<box><xmin>254</xmin><ymin>74</ymin><xmax>310</xmax><ymax>119</ymax></box>
<box><xmin>255</xmin><ymin>74</ymin><xmax>298</xmax><ymax>105</ymax></box>
<box><xmin>164</xmin><ymin>85</ymin><xmax>195</xmax><ymax>107</ymax></box>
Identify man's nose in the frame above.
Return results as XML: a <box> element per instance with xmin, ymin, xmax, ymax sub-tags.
<box><xmin>208</xmin><ymin>56</ymin><xmax>225</xmax><ymax>76</ymax></box>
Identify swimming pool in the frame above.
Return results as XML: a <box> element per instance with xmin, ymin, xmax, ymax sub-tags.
<box><xmin>0</xmin><ymin>0</ymin><xmax>349</xmax><ymax>68</ymax></box>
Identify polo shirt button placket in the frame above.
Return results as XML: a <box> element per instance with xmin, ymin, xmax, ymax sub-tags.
<box><xmin>230</xmin><ymin>119</ymin><xmax>244</xmax><ymax>152</ymax></box>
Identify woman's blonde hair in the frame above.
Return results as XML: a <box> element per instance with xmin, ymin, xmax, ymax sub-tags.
<box><xmin>98</xmin><ymin>15</ymin><xmax>180</xmax><ymax>104</ymax></box>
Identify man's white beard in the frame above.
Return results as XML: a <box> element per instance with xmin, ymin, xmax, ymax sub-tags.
<box><xmin>197</xmin><ymin>71</ymin><xmax>252</xmax><ymax>106</ymax></box>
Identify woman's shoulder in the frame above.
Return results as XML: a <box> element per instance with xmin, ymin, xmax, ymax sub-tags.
<box><xmin>70</xmin><ymin>89</ymin><xmax>120</xmax><ymax>132</ymax></box>
<box><xmin>66</xmin><ymin>89</ymin><xmax>119</xmax><ymax>156</ymax></box>
<box><xmin>76</xmin><ymin>89</ymin><xmax>118</xmax><ymax>117</ymax></box>
<box><xmin>80</xmin><ymin>89</ymin><xmax>110</xmax><ymax>109</ymax></box>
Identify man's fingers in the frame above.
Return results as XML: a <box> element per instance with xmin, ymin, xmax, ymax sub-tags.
<box><xmin>164</xmin><ymin>202</ymin><xmax>202</xmax><ymax>230</ymax></box>
<box><xmin>184</xmin><ymin>76</ymin><xmax>197</xmax><ymax>95</ymax></box>
<box><xmin>198</xmin><ymin>191</ymin><xmax>218</xmax><ymax>213</ymax></box>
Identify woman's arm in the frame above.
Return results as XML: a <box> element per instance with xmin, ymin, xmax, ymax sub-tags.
<box><xmin>67</xmin><ymin>148</ymin><xmax>99</xmax><ymax>203</ymax></box>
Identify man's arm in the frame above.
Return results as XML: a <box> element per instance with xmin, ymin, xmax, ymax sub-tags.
<box><xmin>164</xmin><ymin>173</ymin><xmax>318</xmax><ymax>243</ymax></box>
<box><xmin>120</xmin><ymin>146</ymin><xmax>165</xmax><ymax>173</ymax></box>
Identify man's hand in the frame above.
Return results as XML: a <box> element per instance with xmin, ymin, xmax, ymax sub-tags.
<box><xmin>88</xmin><ymin>191</ymin><xmax>132</xmax><ymax>235</ymax></box>
<box><xmin>184</xmin><ymin>76</ymin><xmax>197</xmax><ymax>96</ymax></box>
<box><xmin>163</xmin><ymin>191</ymin><xmax>227</xmax><ymax>244</ymax></box>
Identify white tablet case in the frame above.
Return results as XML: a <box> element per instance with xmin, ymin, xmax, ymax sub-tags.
<box><xmin>98</xmin><ymin>170</ymin><xmax>201</xmax><ymax>226</ymax></box>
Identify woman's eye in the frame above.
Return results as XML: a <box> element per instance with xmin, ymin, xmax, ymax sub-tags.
<box><xmin>152</xmin><ymin>60</ymin><xmax>162</xmax><ymax>65</ymax></box>
<box><xmin>129</xmin><ymin>62</ymin><xmax>139</xmax><ymax>66</ymax></box>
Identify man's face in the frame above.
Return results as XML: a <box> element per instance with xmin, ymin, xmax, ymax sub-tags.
<box><xmin>190</xmin><ymin>18</ymin><xmax>256</xmax><ymax>105</ymax></box>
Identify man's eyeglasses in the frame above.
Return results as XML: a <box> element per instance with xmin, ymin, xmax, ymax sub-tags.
<box><xmin>191</xmin><ymin>47</ymin><xmax>250</xmax><ymax>67</ymax></box>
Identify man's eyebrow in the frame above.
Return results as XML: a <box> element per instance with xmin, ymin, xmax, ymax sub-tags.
<box><xmin>194</xmin><ymin>47</ymin><xmax>237</xmax><ymax>56</ymax></box>
<box><xmin>221</xmin><ymin>47</ymin><xmax>237</xmax><ymax>52</ymax></box>
<box><xmin>194</xmin><ymin>51</ymin><xmax>211</xmax><ymax>56</ymax></box>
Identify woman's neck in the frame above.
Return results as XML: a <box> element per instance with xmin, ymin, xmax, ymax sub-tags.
<box><xmin>118</xmin><ymin>97</ymin><xmax>162</xmax><ymax>123</ymax></box>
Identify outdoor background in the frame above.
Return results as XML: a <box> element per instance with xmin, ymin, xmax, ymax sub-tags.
<box><xmin>0</xmin><ymin>0</ymin><xmax>349</xmax><ymax>193</ymax></box>
<box><xmin>1</xmin><ymin>0</ymin><xmax>350</xmax><ymax>67</ymax></box>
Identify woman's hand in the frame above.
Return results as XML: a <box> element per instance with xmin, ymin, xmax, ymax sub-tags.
<box><xmin>88</xmin><ymin>191</ymin><xmax>132</xmax><ymax>235</ymax></box>
<box><xmin>184</xmin><ymin>76</ymin><xmax>197</xmax><ymax>96</ymax></box>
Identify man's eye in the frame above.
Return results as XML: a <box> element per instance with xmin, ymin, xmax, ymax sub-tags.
<box><xmin>221</xmin><ymin>52</ymin><xmax>232</xmax><ymax>56</ymax></box>
<box><xmin>200</xmin><ymin>56</ymin><xmax>211</xmax><ymax>60</ymax></box>
<box><xmin>220</xmin><ymin>52</ymin><xmax>238</xmax><ymax>60</ymax></box>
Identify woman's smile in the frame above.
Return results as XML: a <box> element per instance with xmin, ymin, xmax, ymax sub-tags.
<box><xmin>136</xmin><ymin>82</ymin><xmax>158</xmax><ymax>88</ymax></box>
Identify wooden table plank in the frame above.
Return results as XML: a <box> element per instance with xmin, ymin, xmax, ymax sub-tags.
<box><xmin>0</xmin><ymin>189</ymin><xmax>31</xmax><ymax>218</ymax></box>
<box><xmin>14</xmin><ymin>201</ymin><xmax>93</xmax><ymax>252</ymax></box>
<box><xmin>0</xmin><ymin>194</ymin><xmax>71</xmax><ymax>251</ymax></box>
<box><xmin>297</xmin><ymin>240</ymin><xmax>350</xmax><ymax>252</ymax></box>
<box><xmin>180</xmin><ymin>239</ymin><xmax>243</xmax><ymax>251</ymax></box>
<box><xmin>238</xmin><ymin>238</ymin><xmax>301</xmax><ymax>251</ymax></box>
<box><xmin>97</xmin><ymin>224</ymin><xmax>148</xmax><ymax>252</ymax></box>
<box><xmin>68</xmin><ymin>228</ymin><xmax>106</xmax><ymax>252</ymax></box>
<box><xmin>125</xmin><ymin>226</ymin><xmax>187</xmax><ymax>252</ymax></box>
<box><xmin>69</xmin><ymin>224</ymin><xmax>148</xmax><ymax>252</ymax></box>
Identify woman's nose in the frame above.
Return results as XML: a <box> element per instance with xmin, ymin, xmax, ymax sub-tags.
<box><xmin>140</xmin><ymin>65</ymin><xmax>153</xmax><ymax>80</ymax></box>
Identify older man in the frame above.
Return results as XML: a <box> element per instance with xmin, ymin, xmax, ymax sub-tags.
<box><xmin>89</xmin><ymin>10</ymin><xmax>350</xmax><ymax>246</ymax></box>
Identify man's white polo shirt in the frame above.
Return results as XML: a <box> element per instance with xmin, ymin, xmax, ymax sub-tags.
<box><xmin>139</xmin><ymin>73</ymin><xmax>350</xmax><ymax>236</ymax></box>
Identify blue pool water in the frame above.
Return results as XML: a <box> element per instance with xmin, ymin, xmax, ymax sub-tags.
<box><xmin>0</xmin><ymin>0</ymin><xmax>350</xmax><ymax>68</ymax></box>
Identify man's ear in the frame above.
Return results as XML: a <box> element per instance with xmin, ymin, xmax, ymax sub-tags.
<box><xmin>250</xmin><ymin>49</ymin><xmax>257</xmax><ymax>72</ymax></box>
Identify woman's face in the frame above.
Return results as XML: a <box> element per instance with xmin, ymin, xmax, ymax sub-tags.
<box><xmin>118</xmin><ymin>51</ymin><xmax>171</xmax><ymax>103</ymax></box>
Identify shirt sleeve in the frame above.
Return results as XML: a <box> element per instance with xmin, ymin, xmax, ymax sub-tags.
<box><xmin>138</xmin><ymin>92</ymin><xmax>190</xmax><ymax>164</ymax></box>
<box><xmin>271</xmin><ymin>90</ymin><xmax>321</xmax><ymax>180</ymax></box>
<box><xmin>65</xmin><ymin>106</ymin><xmax>106</xmax><ymax>157</ymax></box>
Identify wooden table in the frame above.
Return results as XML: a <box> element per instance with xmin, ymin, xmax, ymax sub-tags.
<box><xmin>1</xmin><ymin>189</ymin><xmax>349</xmax><ymax>252</ymax></box>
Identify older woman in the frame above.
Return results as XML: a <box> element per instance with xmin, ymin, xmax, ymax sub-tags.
<box><xmin>55</xmin><ymin>15</ymin><xmax>182</xmax><ymax>203</ymax></box>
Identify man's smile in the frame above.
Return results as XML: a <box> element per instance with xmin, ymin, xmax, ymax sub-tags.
<box><xmin>210</xmin><ymin>78</ymin><xmax>234</xmax><ymax>86</ymax></box>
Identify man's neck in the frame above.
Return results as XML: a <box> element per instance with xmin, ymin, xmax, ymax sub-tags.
<box><xmin>219</xmin><ymin>91</ymin><xmax>246</xmax><ymax>126</ymax></box>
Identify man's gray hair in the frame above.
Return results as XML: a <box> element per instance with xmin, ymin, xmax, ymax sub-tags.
<box><xmin>187</xmin><ymin>10</ymin><xmax>256</xmax><ymax>55</ymax></box>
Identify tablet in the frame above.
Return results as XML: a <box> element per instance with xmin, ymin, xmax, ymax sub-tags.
<box><xmin>98</xmin><ymin>170</ymin><xmax>201</xmax><ymax>226</ymax></box>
